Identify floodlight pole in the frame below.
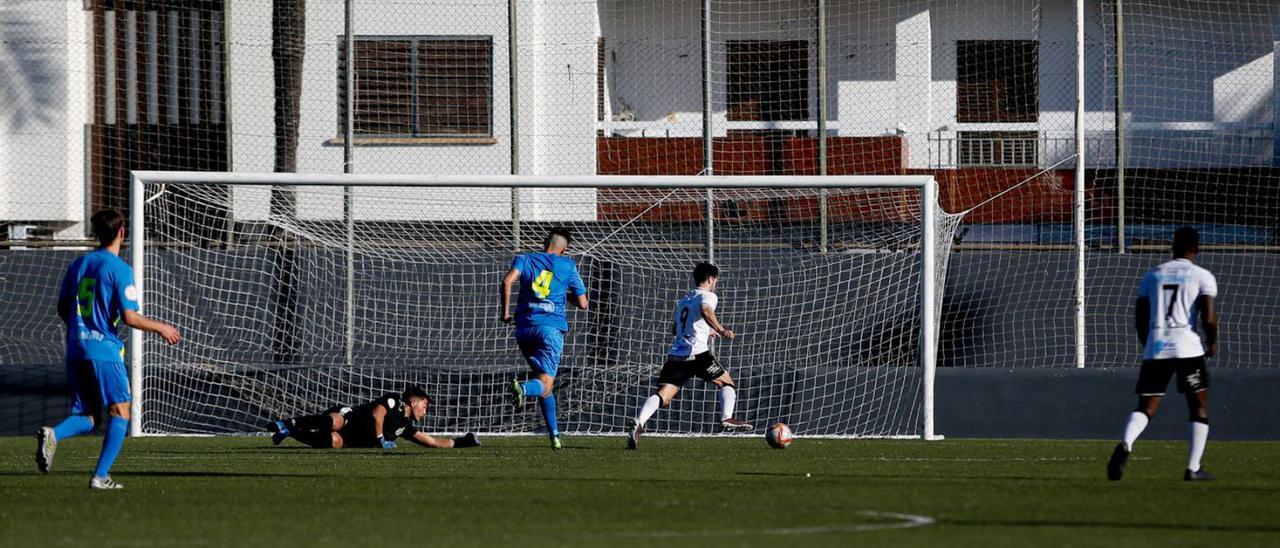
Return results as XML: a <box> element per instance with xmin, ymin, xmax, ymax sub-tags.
<box><xmin>343</xmin><ymin>0</ymin><xmax>355</xmax><ymax>367</ymax></box>
<box><xmin>509</xmin><ymin>0</ymin><xmax>521</xmax><ymax>251</ymax></box>
<box><xmin>818</xmin><ymin>0</ymin><xmax>829</xmax><ymax>253</ymax></box>
<box><xmin>702</xmin><ymin>0</ymin><xmax>715</xmax><ymax>263</ymax></box>
<box><xmin>1114</xmin><ymin>0</ymin><xmax>1126</xmax><ymax>254</ymax></box>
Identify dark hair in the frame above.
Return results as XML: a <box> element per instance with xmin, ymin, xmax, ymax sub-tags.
<box><xmin>1172</xmin><ymin>226</ymin><xmax>1200</xmax><ymax>256</ymax></box>
<box><xmin>402</xmin><ymin>385</ymin><xmax>430</xmax><ymax>404</ymax></box>
<box><xmin>91</xmin><ymin>209</ymin><xmax>126</xmax><ymax>247</ymax></box>
<box><xmin>693</xmin><ymin>262</ymin><xmax>719</xmax><ymax>285</ymax></box>
<box><xmin>543</xmin><ymin>227</ymin><xmax>572</xmax><ymax>250</ymax></box>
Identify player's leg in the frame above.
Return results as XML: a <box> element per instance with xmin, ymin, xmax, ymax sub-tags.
<box><xmin>512</xmin><ymin>327</ymin><xmax>556</xmax><ymax>401</ymax></box>
<box><xmin>1109</xmin><ymin>359</ymin><xmax>1172</xmax><ymax>481</ymax></box>
<box><xmin>630</xmin><ymin>356</ymin><xmax>698</xmax><ymax>449</ymax></box>
<box><xmin>711</xmin><ymin>373</ymin><xmax>750</xmax><ymax>431</ymax></box>
<box><xmin>90</xmin><ymin>360</ymin><xmax>132</xmax><ymax>489</ymax></box>
<box><xmin>698</xmin><ymin>354</ymin><xmax>751</xmax><ymax>432</ymax></box>
<box><xmin>514</xmin><ymin>326</ymin><xmax>564</xmax><ymax>448</ymax></box>
<box><xmin>1179</xmin><ymin>358</ymin><xmax>1213</xmax><ymax>481</ymax></box>
<box><xmin>629</xmin><ymin>382</ymin><xmax>680</xmax><ymax>450</ymax></box>
<box><xmin>271</xmin><ymin>408</ymin><xmax>348</xmax><ymax>445</ymax></box>
<box><xmin>37</xmin><ymin>360</ymin><xmax>100</xmax><ymax>474</ymax></box>
<box><xmin>292</xmin><ymin>429</ymin><xmax>344</xmax><ymax>449</ymax></box>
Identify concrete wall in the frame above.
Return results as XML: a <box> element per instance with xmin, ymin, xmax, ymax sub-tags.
<box><xmin>4</xmin><ymin>247</ymin><xmax>1278</xmax><ymax>437</ymax></box>
<box><xmin>936</xmin><ymin>368</ymin><xmax>1280</xmax><ymax>440</ymax></box>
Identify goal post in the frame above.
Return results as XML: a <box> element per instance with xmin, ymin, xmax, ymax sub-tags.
<box><xmin>130</xmin><ymin>171</ymin><xmax>953</xmax><ymax>439</ymax></box>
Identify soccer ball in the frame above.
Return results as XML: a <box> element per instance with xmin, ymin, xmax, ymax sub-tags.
<box><xmin>765</xmin><ymin>422</ymin><xmax>793</xmax><ymax>449</ymax></box>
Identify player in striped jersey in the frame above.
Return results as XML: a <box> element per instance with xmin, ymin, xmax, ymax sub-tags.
<box><xmin>1108</xmin><ymin>227</ymin><xmax>1219</xmax><ymax>482</ymax></box>
<box><xmin>627</xmin><ymin>262</ymin><xmax>751</xmax><ymax>450</ymax></box>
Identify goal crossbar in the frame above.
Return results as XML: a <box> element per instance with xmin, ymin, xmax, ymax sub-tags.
<box><xmin>131</xmin><ymin>171</ymin><xmax>935</xmax><ymax>189</ymax></box>
<box><xmin>128</xmin><ymin>172</ymin><xmax>941</xmax><ymax>440</ymax></box>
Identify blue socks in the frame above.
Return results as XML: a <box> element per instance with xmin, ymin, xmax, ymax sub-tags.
<box><xmin>521</xmin><ymin>379</ymin><xmax>545</xmax><ymax>398</ymax></box>
<box><xmin>519</xmin><ymin>379</ymin><xmax>558</xmax><ymax>437</ymax></box>
<box><xmin>540</xmin><ymin>394</ymin><xmax>560</xmax><ymax>438</ymax></box>
<box><xmin>53</xmin><ymin>414</ymin><xmax>95</xmax><ymax>441</ymax></box>
<box><xmin>94</xmin><ymin>416</ymin><xmax>128</xmax><ymax>478</ymax></box>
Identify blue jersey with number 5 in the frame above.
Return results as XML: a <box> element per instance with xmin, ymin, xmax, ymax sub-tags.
<box><xmin>58</xmin><ymin>249</ymin><xmax>140</xmax><ymax>362</ymax></box>
<box><xmin>512</xmin><ymin>252</ymin><xmax>586</xmax><ymax>331</ymax></box>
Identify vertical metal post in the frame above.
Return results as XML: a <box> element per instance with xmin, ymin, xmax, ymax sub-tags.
<box><xmin>343</xmin><ymin>0</ymin><xmax>356</xmax><ymax>367</ymax></box>
<box><xmin>222</xmin><ymin>4</ymin><xmax>236</xmax><ymax>248</ymax></box>
<box><xmin>702</xmin><ymin>0</ymin><xmax>714</xmax><ymax>261</ymax></box>
<box><xmin>129</xmin><ymin>174</ymin><xmax>146</xmax><ymax>437</ymax></box>
<box><xmin>1074</xmin><ymin>0</ymin><xmax>1087</xmax><ymax>369</ymax></box>
<box><xmin>817</xmin><ymin>0</ymin><xmax>828</xmax><ymax>253</ymax></box>
<box><xmin>919</xmin><ymin>179</ymin><xmax>938</xmax><ymax>440</ymax></box>
<box><xmin>1114</xmin><ymin>0</ymin><xmax>1126</xmax><ymax>254</ymax></box>
<box><xmin>509</xmin><ymin>0</ymin><xmax>521</xmax><ymax>250</ymax></box>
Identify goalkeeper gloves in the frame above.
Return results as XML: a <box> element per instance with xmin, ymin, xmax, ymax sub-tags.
<box><xmin>453</xmin><ymin>432</ymin><xmax>481</xmax><ymax>449</ymax></box>
<box><xmin>379</xmin><ymin>437</ymin><xmax>397</xmax><ymax>450</ymax></box>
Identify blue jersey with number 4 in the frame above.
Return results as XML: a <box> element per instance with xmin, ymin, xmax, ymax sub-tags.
<box><xmin>512</xmin><ymin>252</ymin><xmax>586</xmax><ymax>331</ymax></box>
<box><xmin>58</xmin><ymin>249</ymin><xmax>140</xmax><ymax>362</ymax></box>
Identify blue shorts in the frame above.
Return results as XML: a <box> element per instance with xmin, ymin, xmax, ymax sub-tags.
<box><xmin>515</xmin><ymin>325</ymin><xmax>565</xmax><ymax>377</ymax></box>
<box><xmin>67</xmin><ymin>359</ymin><xmax>131</xmax><ymax>415</ymax></box>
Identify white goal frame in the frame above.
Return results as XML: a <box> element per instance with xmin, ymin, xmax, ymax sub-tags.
<box><xmin>129</xmin><ymin>171</ymin><xmax>941</xmax><ymax>440</ymax></box>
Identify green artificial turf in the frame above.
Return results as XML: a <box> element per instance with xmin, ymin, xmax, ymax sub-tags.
<box><xmin>1</xmin><ymin>436</ymin><xmax>1277</xmax><ymax>547</ymax></box>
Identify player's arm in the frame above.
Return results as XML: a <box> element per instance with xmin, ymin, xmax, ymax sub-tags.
<box><xmin>499</xmin><ymin>268</ymin><xmax>520</xmax><ymax>323</ymax></box>
<box><xmin>1134</xmin><ymin>297</ymin><xmax>1150</xmax><ymax>346</ymax></box>
<box><xmin>570</xmin><ymin>267</ymin><xmax>588</xmax><ymax>311</ymax></box>
<box><xmin>57</xmin><ymin>296</ymin><xmax>73</xmax><ymax>323</ymax></box>
<box><xmin>121</xmin><ymin>310</ymin><xmax>181</xmax><ymax>344</ymax></box>
<box><xmin>56</xmin><ymin>268</ymin><xmax>75</xmax><ymax>323</ymax></box>
<box><xmin>370</xmin><ymin>404</ymin><xmax>396</xmax><ymax>449</ymax></box>
<box><xmin>114</xmin><ymin>267</ymin><xmax>181</xmax><ymax>344</ymax></box>
<box><xmin>701</xmin><ymin>304</ymin><xmax>734</xmax><ymax>340</ymax></box>
<box><xmin>1198</xmin><ymin>295</ymin><xmax>1218</xmax><ymax>357</ymax></box>
<box><xmin>408</xmin><ymin>431</ymin><xmax>480</xmax><ymax>449</ymax></box>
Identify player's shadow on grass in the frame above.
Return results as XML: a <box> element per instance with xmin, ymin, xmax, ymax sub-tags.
<box><xmin>735</xmin><ymin>471</ymin><xmax>1080</xmax><ymax>482</ymax></box>
<box><xmin>940</xmin><ymin>518</ymin><xmax>1280</xmax><ymax>534</ymax></box>
<box><xmin>115</xmin><ymin>471</ymin><xmax>330</xmax><ymax>479</ymax></box>
<box><xmin>734</xmin><ymin>471</ymin><xmax>1280</xmax><ymax>489</ymax></box>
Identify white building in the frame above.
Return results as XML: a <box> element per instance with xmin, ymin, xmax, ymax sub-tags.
<box><xmin>1</xmin><ymin>0</ymin><xmax>1276</xmax><ymax>232</ymax></box>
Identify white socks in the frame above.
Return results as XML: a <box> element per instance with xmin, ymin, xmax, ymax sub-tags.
<box><xmin>1188</xmin><ymin>421</ymin><xmax>1209</xmax><ymax>471</ymax></box>
<box><xmin>636</xmin><ymin>387</ymin><xmax>738</xmax><ymax>425</ymax></box>
<box><xmin>1122</xmin><ymin>411</ymin><xmax>1149</xmax><ymax>452</ymax></box>
<box><xmin>719</xmin><ymin>385</ymin><xmax>737</xmax><ymax>421</ymax></box>
<box><xmin>636</xmin><ymin>395</ymin><xmax>662</xmax><ymax>426</ymax></box>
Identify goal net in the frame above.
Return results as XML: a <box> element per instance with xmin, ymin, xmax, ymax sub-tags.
<box><xmin>132</xmin><ymin>173</ymin><xmax>959</xmax><ymax>438</ymax></box>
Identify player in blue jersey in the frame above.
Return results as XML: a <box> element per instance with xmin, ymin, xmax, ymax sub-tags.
<box><xmin>35</xmin><ymin>209</ymin><xmax>182</xmax><ymax>489</ymax></box>
<box><xmin>499</xmin><ymin>227</ymin><xmax>588</xmax><ymax>450</ymax></box>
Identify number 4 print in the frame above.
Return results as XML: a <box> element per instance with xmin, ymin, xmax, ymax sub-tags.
<box><xmin>532</xmin><ymin>270</ymin><xmax>553</xmax><ymax>299</ymax></box>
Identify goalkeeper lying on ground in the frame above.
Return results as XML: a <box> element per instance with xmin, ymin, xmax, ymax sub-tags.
<box><xmin>266</xmin><ymin>385</ymin><xmax>479</xmax><ymax>449</ymax></box>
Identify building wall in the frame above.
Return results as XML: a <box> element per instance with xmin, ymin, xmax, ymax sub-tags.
<box><xmin>226</xmin><ymin>0</ymin><xmax>596</xmax><ymax>223</ymax></box>
<box><xmin>0</xmin><ymin>0</ymin><xmax>88</xmax><ymax>232</ymax></box>
<box><xmin>599</xmin><ymin>0</ymin><xmax>1277</xmax><ymax>169</ymax></box>
<box><xmin>1</xmin><ymin>0</ymin><xmax>1277</xmax><ymax>225</ymax></box>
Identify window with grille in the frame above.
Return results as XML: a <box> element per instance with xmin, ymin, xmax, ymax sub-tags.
<box><xmin>338</xmin><ymin>36</ymin><xmax>492</xmax><ymax>137</ymax></box>
<box><xmin>957</xmin><ymin>40</ymin><xmax>1038</xmax><ymax>123</ymax></box>
<box><xmin>958</xmin><ymin>131</ymin><xmax>1039</xmax><ymax>166</ymax></box>
<box><xmin>727</xmin><ymin>40</ymin><xmax>809</xmax><ymax>122</ymax></box>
